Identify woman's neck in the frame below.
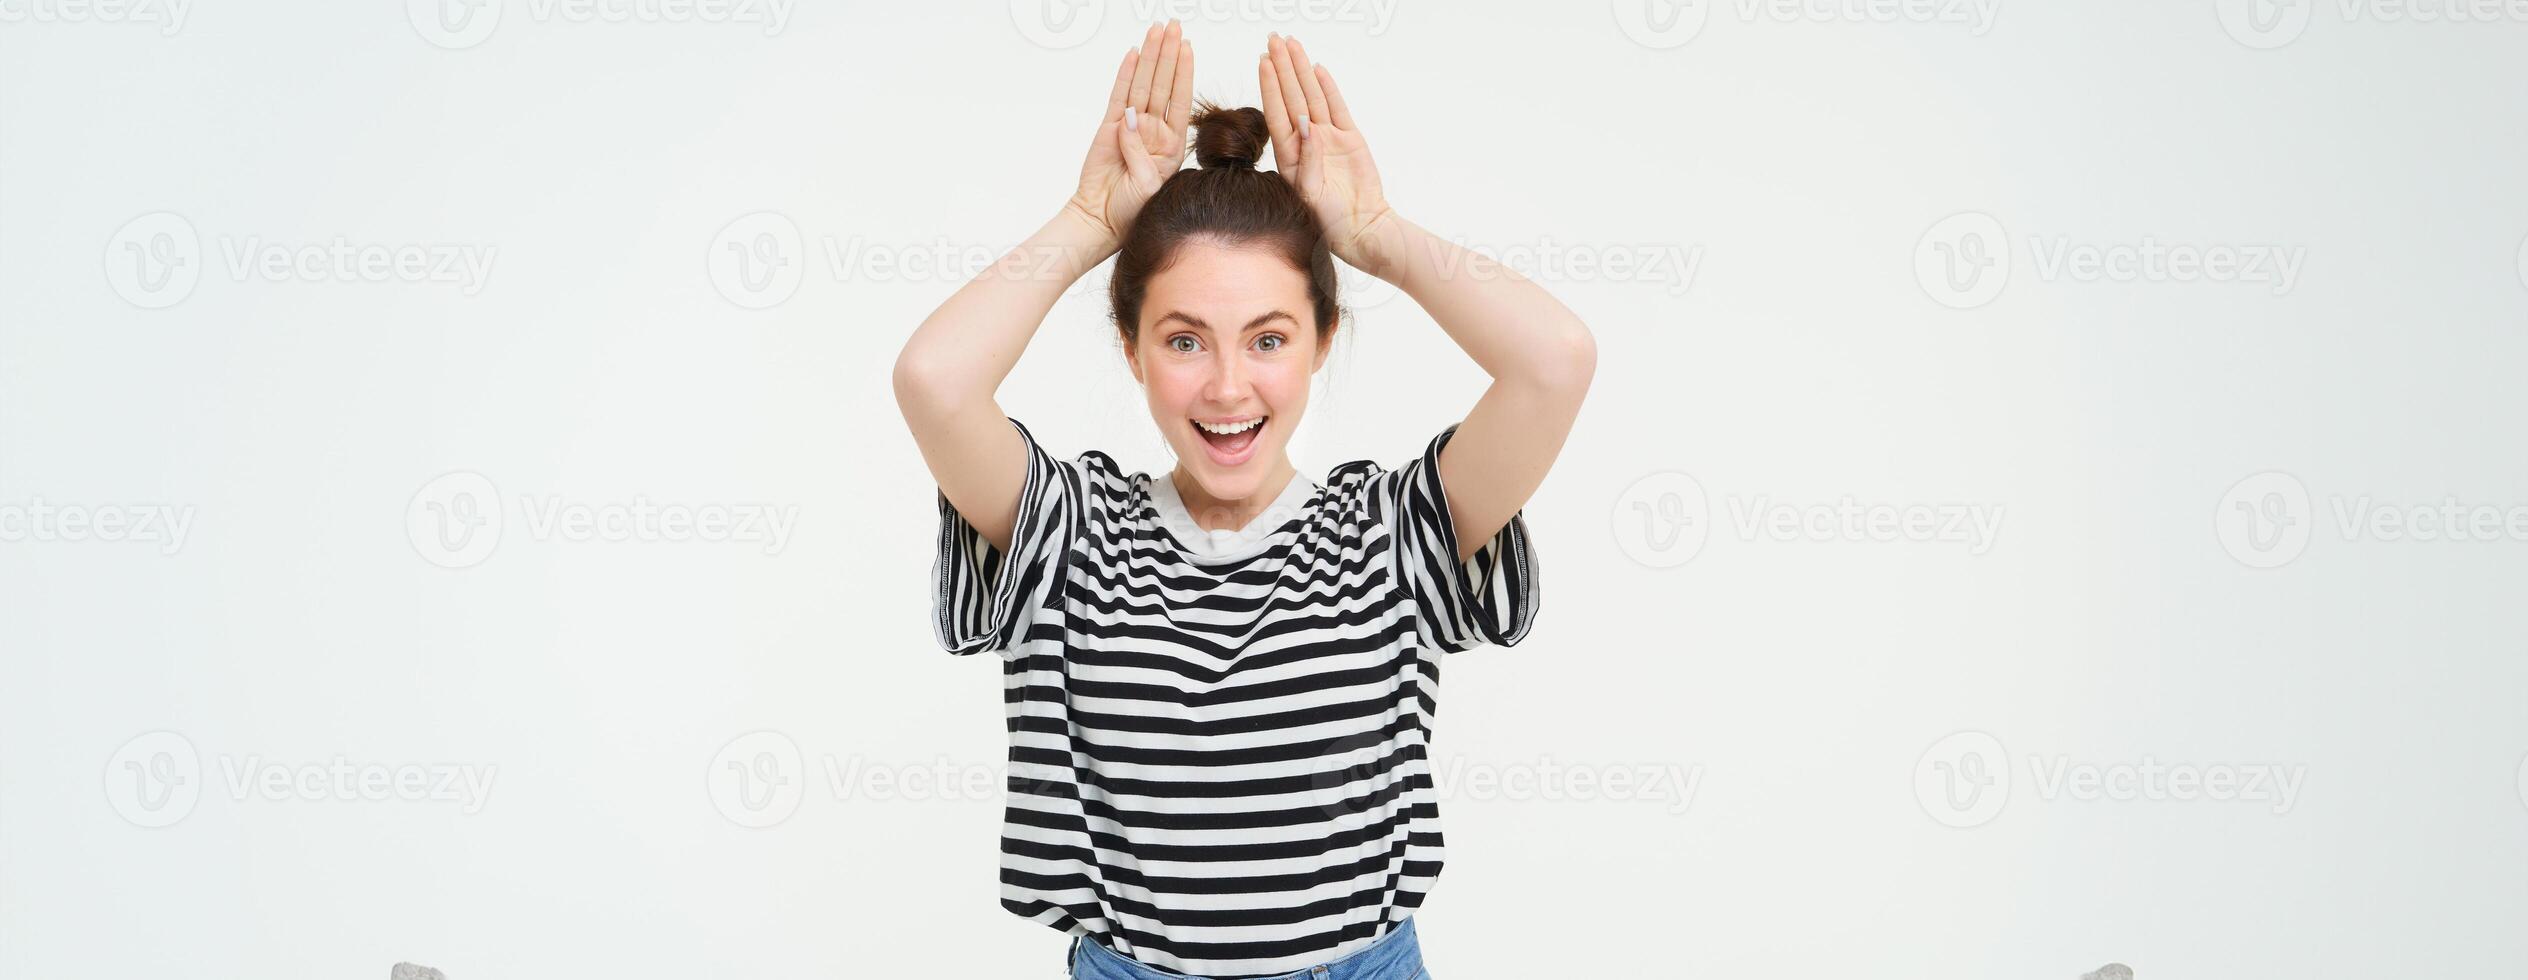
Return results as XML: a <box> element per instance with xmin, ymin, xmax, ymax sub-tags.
<box><xmin>1168</xmin><ymin>458</ymin><xmax>1300</xmax><ymax>533</ymax></box>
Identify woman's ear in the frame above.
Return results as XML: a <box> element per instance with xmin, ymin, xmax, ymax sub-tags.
<box><xmin>1124</xmin><ymin>337</ymin><xmax>1146</xmax><ymax>384</ymax></box>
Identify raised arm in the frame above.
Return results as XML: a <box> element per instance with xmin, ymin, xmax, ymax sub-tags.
<box><xmin>1262</xmin><ymin>34</ymin><xmax>1597</xmax><ymax>563</ymax></box>
<box><xmin>893</xmin><ymin>21</ymin><xmax>1193</xmax><ymax>553</ymax></box>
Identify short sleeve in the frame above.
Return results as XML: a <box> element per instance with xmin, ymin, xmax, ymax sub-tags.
<box><xmin>930</xmin><ymin>416</ymin><xmax>1083</xmax><ymax>657</ymax></box>
<box><xmin>1375</xmin><ymin>422</ymin><xmax>1541</xmax><ymax>654</ymax></box>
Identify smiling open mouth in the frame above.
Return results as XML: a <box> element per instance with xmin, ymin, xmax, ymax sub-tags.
<box><xmin>1192</xmin><ymin>416</ymin><xmax>1267</xmax><ymax>462</ymax></box>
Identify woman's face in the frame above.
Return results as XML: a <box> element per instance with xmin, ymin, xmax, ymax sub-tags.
<box><xmin>1126</xmin><ymin>238</ymin><xmax>1330</xmax><ymax>503</ymax></box>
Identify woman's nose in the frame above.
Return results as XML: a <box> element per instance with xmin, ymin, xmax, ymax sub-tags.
<box><xmin>1202</xmin><ymin>356</ymin><xmax>1247</xmax><ymax>401</ymax></box>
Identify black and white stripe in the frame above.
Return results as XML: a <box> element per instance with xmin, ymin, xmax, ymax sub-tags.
<box><xmin>929</xmin><ymin>415</ymin><xmax>1539</xmax><ymax>979</ymax></box>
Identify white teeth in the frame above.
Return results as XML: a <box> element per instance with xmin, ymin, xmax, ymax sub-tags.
<box><xmin>1194</xmin><ymin>417</ymin><xmax>1264</xmax><ymax>435</ymax></box>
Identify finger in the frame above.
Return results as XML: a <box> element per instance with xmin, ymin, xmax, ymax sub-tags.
<box><xmin>1301</xmin><ymin>99</ymin><xmax>1326</xmax><ymax>174</ymax></box>
<box><xmin>1258</xmin><ymin>49</ymin><xmax>1296</xmax><ymax>167</ymax></box>
<box><xmin>1116</xmin><ymin>112</ymin><xmax>1154</xmax><ymax>182</ymax></box>
<box><xmin>1287</xmin><ymin>37</ymin><xmax>1332</xmax><ymax>133</ymax></box>
<box><xmin>1315</xmin><ymin>63</ymin><xmax>1355</xmax><ymax>131</ymax></box>
<box><xmin>1166</xmin><ymin>38</ymin><xmax>1195</xmax><ymax>134</ymax></box>
<box><xmin>1105</xmin><ymin>46</ymin><xmax>1139</xmax><ymax>122</ymax></box>
<box><xmin>1268</xmin><ymin>33</ymin><xmax>1312</xmax><ymax>139</ymax></box>
<box><xmin>1149</xmin><ymin>20</ymin><xmax>1181</xmax><ymax>117</ymax></box>
<box><xmin>1128</xmin><ymin>21</ymin><xmax>1162</xmax><ymax>113</ymax></box>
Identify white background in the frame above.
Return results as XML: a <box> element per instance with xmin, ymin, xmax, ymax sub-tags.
<box><xmin>6</xmin><ymin>1</ymin><xmax>2528</xmax><ymax>978</ymax></box>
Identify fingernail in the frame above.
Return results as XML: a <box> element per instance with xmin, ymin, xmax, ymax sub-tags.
<box><xmin>1298</xmin><ymin>116</ymin><xmax>1310</xmax><ymax>138</ymax></box>
<box><xmin>1127</xmin><ymin>105</ymin><xmax>1139</xmax><ymax>132</ymax></box>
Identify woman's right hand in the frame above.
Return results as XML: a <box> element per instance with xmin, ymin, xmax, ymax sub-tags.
<box><xmin>1066</xmin><ymin>20</ymin><xmax>1193</xmax><ymax>249</ymax></box>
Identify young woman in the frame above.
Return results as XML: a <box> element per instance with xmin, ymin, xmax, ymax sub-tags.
<box><xmin>893</xmin><ymin>21</ymin><xmax>1595</xmax><ymax>980</ymax></box>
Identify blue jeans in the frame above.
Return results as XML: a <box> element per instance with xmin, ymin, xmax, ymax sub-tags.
<box><xmin>1068</xmin><ymin>918</ymin><xmax>1431</xmax><ymax>980</ymax></box>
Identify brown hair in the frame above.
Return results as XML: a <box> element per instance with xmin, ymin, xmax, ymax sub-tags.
<box><xmin>1109</xmin><ymin>97</ymin><xmax>1342</xmax><ymax>354</ymax></box>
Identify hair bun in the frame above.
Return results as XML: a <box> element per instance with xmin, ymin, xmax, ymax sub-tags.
<box><xmin>1189</xmin><ymin>99</ymin><xmax>1268</xmax><ymax>170</ymax></box>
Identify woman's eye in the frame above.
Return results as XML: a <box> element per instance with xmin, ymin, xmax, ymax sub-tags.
<box><xmin>1256</xmin><ymin>335</ymin><xmax>1283</xmax><ymax>352</ymax></box>
<box><xmin>1169</xmin><ymin>336</ymin><xmax>1197</xmax><ymax>353</ymax></box>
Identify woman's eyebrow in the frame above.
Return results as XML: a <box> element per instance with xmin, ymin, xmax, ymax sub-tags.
<box><xmin>1155</xmin><ymin>310</ymin><xmax>1297</xmax><ymax>331</ymax></box>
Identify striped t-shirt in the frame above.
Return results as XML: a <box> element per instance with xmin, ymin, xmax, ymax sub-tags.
<box><xmin>928</xmin><ymin>416</ymin><xmax>1541</xmax><ymax>979</ymax></box>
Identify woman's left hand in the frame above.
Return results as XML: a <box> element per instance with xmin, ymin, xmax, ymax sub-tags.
<box><xmin>1261</xmin><ymin>33</ymin><xmax>1397</xmax><ymax>276</ymax></box>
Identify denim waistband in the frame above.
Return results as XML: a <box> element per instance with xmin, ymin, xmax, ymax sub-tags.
<box><xmin>1069</xmin><ymin>917</ymin><xmax>1424</xmax><ymax>980</ymax></box>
